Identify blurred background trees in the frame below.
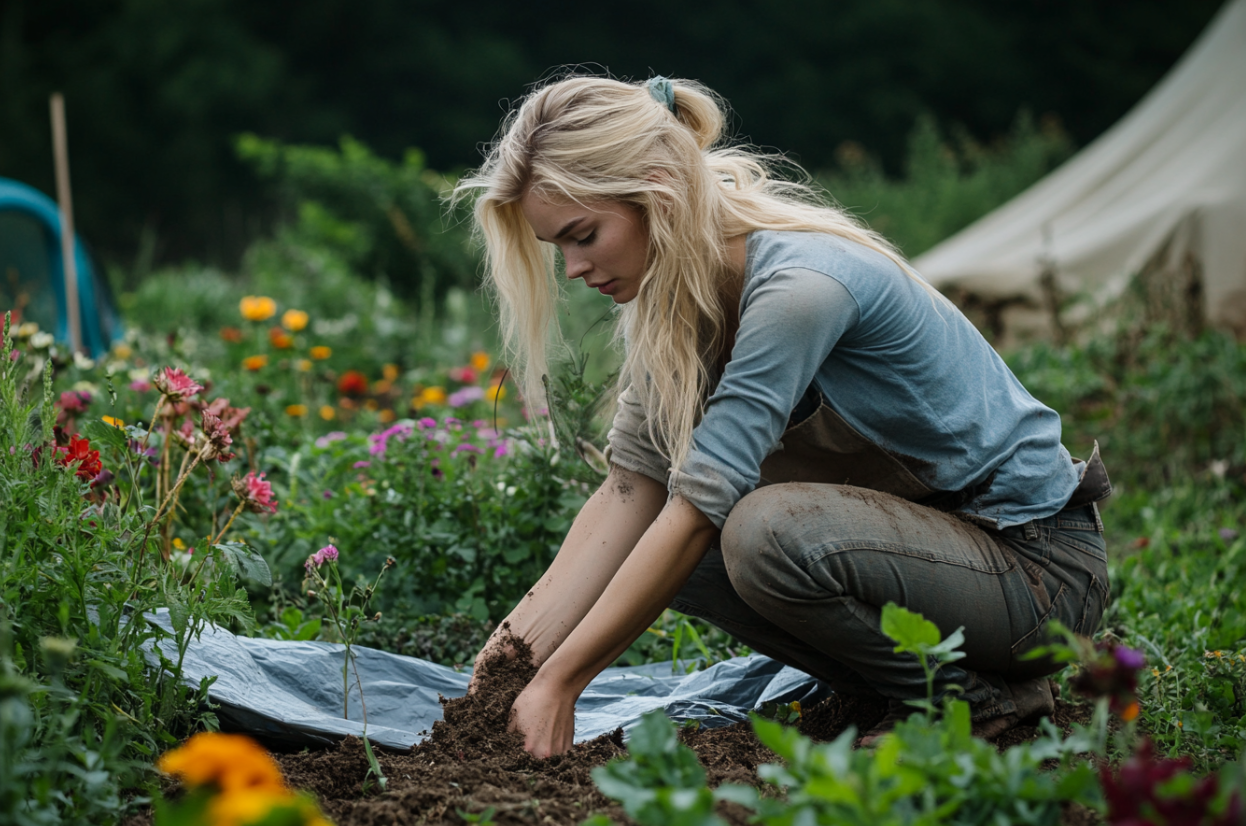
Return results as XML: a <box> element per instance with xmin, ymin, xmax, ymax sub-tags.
<box><xmin>0</xmin><ymin>0</ymin><xmax>1222</xmax><ymax>273</ymax></box>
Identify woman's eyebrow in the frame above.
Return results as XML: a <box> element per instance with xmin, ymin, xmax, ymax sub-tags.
<box><xmin>537</xmin><ymin>217</ymin><xmax>585</xmax><ymax>243</ymax></box>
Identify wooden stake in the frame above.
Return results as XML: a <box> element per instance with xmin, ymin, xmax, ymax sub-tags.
<box><xmin>50</xmin><ymin>93</ymin><xmax>82</xmax><ymax>354</ymax></box>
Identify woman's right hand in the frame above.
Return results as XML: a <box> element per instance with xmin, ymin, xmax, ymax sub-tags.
<box><xmin>467</xmin><ymin>631</ymin><xmax>518</xmax><ymax>693</ymax></box>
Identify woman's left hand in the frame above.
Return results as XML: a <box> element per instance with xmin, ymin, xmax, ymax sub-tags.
<box><xmin>507</xmin><ymin>673</ymin><xmax>578</xmax><ymax>758</ymax></box>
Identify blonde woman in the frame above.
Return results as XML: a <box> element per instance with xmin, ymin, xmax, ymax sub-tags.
<box><xmin>455</xmin><ymin>75</ymin><xmax>1111</xmax><ymax>758</ymax></box>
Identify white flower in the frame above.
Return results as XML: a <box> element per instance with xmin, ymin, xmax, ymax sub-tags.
<box><xmin>30</xmin><ymin>332</ymin><xmax>54</xmax><ymax>349</ymax></box>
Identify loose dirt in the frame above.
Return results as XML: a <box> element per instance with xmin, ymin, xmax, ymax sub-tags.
<box><xmin>266</xmin><ymin>633</ymin><xmax>1100</xmax><ymax>825</ymax></box>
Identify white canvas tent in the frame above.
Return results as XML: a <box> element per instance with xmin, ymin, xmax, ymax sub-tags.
<box><xmin>913</xmin><ymin>0</ymin><xmax>1246</xmax><ymax>333</ymax></box>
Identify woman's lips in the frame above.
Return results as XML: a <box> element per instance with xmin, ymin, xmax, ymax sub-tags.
<box><xmin>596</xmin><ymin>280</ymin><xmax>617</xmax><ymax>295</ymax></box>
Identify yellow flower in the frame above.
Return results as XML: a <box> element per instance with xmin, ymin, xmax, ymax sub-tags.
<box><xmin>101</xmin><ymin>415</ymin><xmax>125</xmax><ymax>428</ymax></box>
<box><xmin>364</xmin><ymin>399</ymin><xmax>379</xmax><ymax>411</ymax></box>
<box><xmin>297</xmin><ymin>359</ymin><xmax>312</xmax><ymax>372</ymax></box>
<box><xmin>210</xmin><ymin>791</ymin><xmax>332</xmax><ymax>826</ymax></box>
<box><xmin>309</xmin><ymin>346</ymin><xmax>332</xmax><ymax>360</ymax></box>
<box><xmin>158</xmin><ymin>732</ymin><xmax>286</xmax><ymax>793</ymax></box>
<box><xmin>382</xmin><ymin>363</ymin><xmax>400</xmax><ymax>381</ymax></box>
<box><xmin>173</xmin><ymin>537</ymin><xmax>186</xmax><ymax>550</ymax></box>
<box><xmin>240</xmin><ymin>296</ymin><xmax>277</xmax><ymax>322</ymax></box>
<box><xmin>418</xmin><ymin>386</ymin><xmax>447</xmax><ymax>406</ymax></box>
<box><xmin>243</xmin><ymin>355</ymin><xmax>268</xmax><ymax>371</ymax></box>
<box><xmin>319</xmin><ymin>405</ymin><xmax>335</xmax><ymax>421</ymax></box>
<box><xmin>286</xmin><ymin>404</ymin><xmax>308</xmax><ymax>417</ymax></box>
<box><xmin>112</xmin><ymin>343</ymin><xmax>133</xmax><ymax>360</ymax></box>
<box><xmin>485</xmin><ymin>383</ymin><xmax>506</xmax><ymax>402</ymax></box>
<box><xmin>281</xmin><ymin>309</ymin><xmax>309</xmax><ymax>332</ymax></box>
<box><xmin>378</xmin><ymin>409</ymin><xmax>395</xmax><ymax>423</ymax></box>
<box><xmin>471</xmin><ymin>351</ymin><xmax>490</xmax><ymax>372</ymax></box>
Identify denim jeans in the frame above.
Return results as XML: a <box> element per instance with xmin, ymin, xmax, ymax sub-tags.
<box><xmin>669</xmin><ymin>483</ymin><xmax>1110</xmax><ymax>718</ymax></box>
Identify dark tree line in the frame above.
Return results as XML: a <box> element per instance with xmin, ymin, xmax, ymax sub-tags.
<box><xmin>0</xmin><ymin>0</ymin><xmax>1224</xmax><ymax>268</ymax></box>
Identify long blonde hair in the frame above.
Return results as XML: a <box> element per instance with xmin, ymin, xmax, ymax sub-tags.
<box><xmin>454</xmin><ymin>74</ymin><xmax>925</xmax><ymax>475</ymax></box>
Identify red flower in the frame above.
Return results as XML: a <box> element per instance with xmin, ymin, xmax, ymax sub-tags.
<box><xmin>1100</xmin><ymin>738</ymin><xmax>1242</xmax><ymax>825</ymax></box>
<box><xmin>1071</xmin><ymin>641</ymin><xmax>1145</xmax><ymax>719</ymax></box>
<box><xmin>337</xmin><ymin>370</ymin><xmax>368</xmax><ymax>397</ymax></box>
<box><xmin>153</xmin><ymin>367</ymin><xmax>204</xmax><ymax>402</ymax></box>
<box><xmin>57</xmin><ymin>433</ymin><xmax>102</xmax><ymax>481</ymax></box>
<box><xmin>232</xmin><ymin>471</ymin><xmax>277</xmax><ymax>514</ymax></box>
<box><xmin>448</xmin><ymin>366</ymin><xmax>478</xmax><ymax>384</ymax></box>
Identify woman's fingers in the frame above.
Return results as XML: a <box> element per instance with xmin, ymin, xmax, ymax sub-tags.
<box><xmin>506</xmin><ymin>678</ymin><xmax>576</xmax><ymax>759</ymax></box>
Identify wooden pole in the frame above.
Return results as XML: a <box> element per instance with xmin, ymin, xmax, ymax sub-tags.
<box><xmin>50</xmin><ymin>92</ymin><xmax>82</xmax><ymax>354</ymax></box>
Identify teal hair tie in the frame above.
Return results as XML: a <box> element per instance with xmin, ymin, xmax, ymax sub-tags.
<box><xmin>646</xmin><ymin>76</ymin><xmax>677</xmax><ymax>114</ymax></box>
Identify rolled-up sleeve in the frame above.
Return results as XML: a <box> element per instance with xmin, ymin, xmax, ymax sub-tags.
<box><xmin>605</xmin><ymin>383</ymin><xmax>671</xmax><ymax>485</ymax></box>
<box><xmin>669</xmin><ymin>268</ymin><xmax>859</xmax><ymax>528</ymax></box>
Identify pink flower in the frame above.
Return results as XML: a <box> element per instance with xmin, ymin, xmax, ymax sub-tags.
<box><xmin>57</xmin><ymin>390</ymin><xmax>92</xmax><ymax>414</ymax></box>
<box><xmin>353</xmin><ymin>460</ymin><xmax>371</xmax><ymax>469</ymax></box>
<box><xmin>315</xmin><ymin>431</ymin><xmax>348</xmax><ymax>448</ymax></box>
<box><xmin>200</xmin><ymin>411</ymin><xmax>235</xmax><ymax>463</ymax></box>
<box><xmin>304</xmin><ymin>544</ymin><xmax>340</xmax><ymax>571</ymax></box>
<box><xmin>129</xmin><ymin>380</ymin><xmax>152</xmax><ymax>393</ymax></box>
<box><xmin>232</xmin><ymin>471</ymin><xmax>277</xmax><ymax>514</ymax></box>
<box><xmin>153</xmin><ymin>367</ymin><xmax>204</xmax><ymax>401</ymax></box>
<box><xmin>417</xmin><ymin>417</ymin><xmax>437</xmax><ymax>430</ymax></box>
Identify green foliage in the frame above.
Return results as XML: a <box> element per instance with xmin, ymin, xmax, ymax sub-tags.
<box><xmin>821</xmin><ymin>111</ymin><xmax>1074</xmax><ymax>258</ymax></box>
<box><xmin>881</xmin><ymin>601</ymin><xmax>967</xmax><ymax>716</ymax></box>
<box><xmin>590</xmin><ymin>710</ymin><xmax>756</xmax><ymax>826</ymax></box>
<box><xmin>235</xmin><ymin>134</ymin><xmax>476</xmax><ymax>308</ymax></box>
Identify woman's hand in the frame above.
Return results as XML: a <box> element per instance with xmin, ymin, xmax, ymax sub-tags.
<box><xmin>467</xmin><ymin>633</ymin><xmax>518</xmax><ymax>694</ymax></box>
<box><xmin>507</xmin><ymin>671</ymin><xmax>578</xmax><ymax>758</ymax></box>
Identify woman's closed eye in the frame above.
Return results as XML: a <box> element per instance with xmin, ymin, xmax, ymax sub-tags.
<box><xmin>575</xmin><ymin>231</ymin><xmax>597</xmax><ymax>247</ymax></box>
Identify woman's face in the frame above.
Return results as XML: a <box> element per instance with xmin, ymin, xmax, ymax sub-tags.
<box><xmin>520</xmin><ymin>192</ymin><xmax>649</xmax><ymax>304</ymax></box>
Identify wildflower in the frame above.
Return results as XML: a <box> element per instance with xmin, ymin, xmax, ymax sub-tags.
<box><xmin>297</xmin><ymin>359</ymin><xmax>312</xmax><ymax>372</ymax></box>
<box><xmin>153</xmin><ymin>367</ymin><xmax>204</xmax><ymax>401</ymax></box>
<box><xmin>417</xmin><ymin>417</ymin><xmax>437</xmax><ymax>430</ymax></box>
<box><xmin>129</xmin><ymin>379</ymin><xmax>152</xmax><ymax>392</ymax></box>
<box><xmin>173</xmin><ymin>538</ymin><xmax>186</xmax><ymax>550</ymax></box>
<box><xmin>314</xmin><ymin>431</ymin><xmax>347</xmax><ymax>448</ymax></box>
<box><xmin>15</xmin><ymin>321</ymin><xmax>38</xmax><ymax>338</ymax></box>
<box><xmin>310</xmin><ymin>345</ymin><xmax>332</xmax><ymax>360</ymax></box>
<box><xmin>285</xmin><ymin>404</ymin><xmax>308</xmax><ymax>417</ymax></box>
<box><xmin>57</xmin><ymin>434</ymin><xmax>102</xmax><ymax>480</ymax></box>
<box><xmin>102</xmin><ymin>415</ymin><xmax>125</xmax><ymax>428</ymax></box>
<box><xmin>281</xmin><ymin>309</ymin><xmax>309</xmax><ymax>332</ymax></box>
<box><xmin>243</xmin><ymin>354</ymin><xmax>268</xmax><ymax>371</ymax></box>
<box><xmin>449</xmin><ymin>366</ymin><xmax>478</xmax><ymax>384</ymax></box>
<box><xmin>232</xmin><ymin>471</ymin><xmax>277</xmax><ymax>514</ymax></box>
<box><xmin>268</xmin><ymin>327</ymin><xmax>294</xmax><ymax>349</ymax></box>
<box><xmin>485</xmin><ymin>383</ymin><xmax>506</xmax><ymax>402</ymax></box>
<box><xmin>30</xmin><ymin>331</ymin><xmax>54</xmax><ymax>349</ymax></box>
<box><xmin>454</xmin><ymin>443</ymin><xmax>482</xmax><ymax>455</ymax></box>
<box><xmin>112</xmin><ymin>343</ymin><xmax>133</xmax><ymax>359</ymax></box>
<box><xmin>58</xmin><ymin>390</ymin><xmax>92</xmax><ymax>414</ymax></box>
<box><xmin>239</xmin><ymin>296</ymin><xmax>277</xmax><ymax>322</ymax></box>
<box><xmin>470</xmin><ymin>351</ymin><xmax>490</xmax><ymax>371</ymax></box>
<box><xmin>1099</xmin><ymin>738</ymin><xmax>1241</xmax><ymax>826</ymax></box>
<box><xmin>202</xmin><ymin>397</ymin><xmax>251</xmax><ymax>433</ymax></box>
<box><xmin>378</xmin><ymin>409</ymin><xmax>395</xmax><ymax>423</ymax></box>
<box><xmin>304</xmin><ymin>544</ymin><xmax>340</xmax><ymax>571</ymax></box>
<box><xmin>1071</xmin><ymin>641</ymin><xmax>1145</xmax><ymax>718</ymax></box>
<box><xmin>200</xmin><ymin>411</ymin><xmax>236</xmax><ymax>463</ymax></box>
<box><xmin>382</xmin><ymin>363</ymin><xmax>400</xmax><ymax>381</ymax></box>
<box><xmin>319</xmin><ymin>405</ymin><xmax>335</xmax><ymax>421</ymax></box>
<box><xmin>323</xmin><ymin>490</ymin><xmax>333</xmax><ymax>499</ymax></box>
<box><xmin>220</xmin><ymin>326</ymin><xmax>245</xmax><ymax>343</ymax></box>
<box><xmin>158</xmin><ymin>732</ymin><xmax>285</xmax><ymax>793</ymax></box>
<box><xmin>448</xmin><ymin>386</ymin><xmax>485</xmax><ymax>408</ymax></box>
<box><xmin>337</xmin><ymin>370</ymin><xmax>368</xmax><ymax>396</ymax></box>
<box><xmin>417</xmin><ymin>386</ymin><xmax>446</xmax><ymax>407</ymax></box>
<box><xmin>353</xmin><ymin>460</ymin><xmax>371</xmax><ymax>469</ymax></box>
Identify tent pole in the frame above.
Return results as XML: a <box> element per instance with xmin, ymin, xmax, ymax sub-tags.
<box><xmin>50</xmin><ymin>92</ymin><xmax>82</xmax><ymax>355</ymax></box>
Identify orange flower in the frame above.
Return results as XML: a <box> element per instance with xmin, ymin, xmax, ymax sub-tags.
<box><xmin>309</xmin><ymin>346</ymin><xmax>332</xmax><ymax>360</ymax></box>
<box><xmin>337</xmin><ymin>370</ymin><xmax>368</xmax><ymax>396</ymax></box>
<box><xmin>373</xmin><ymin>379</ymin><xmax>393</xmax><ymax>395</ymax></box>
<box><xmin>286</xmin><ymin>404</ymin><xmax>308</xmax><ymax>417</ymax></box>
<box><xmin>296</xmin><ymin>359</ymin><xmax>312</xmax><ymax>372</ymax></box>
<box><xmin>158</xmin><ymin>732</ymin><xmax>285</xmax><ymax>793</ymax></box>
<box><xmin>243</xmin><ymin>355</ymin><xmax>268</xmax><ymax>371</ymax></box>
<box><xmin>364</xmin><ymin>399</ymin><xmax>379</xmax><ymax>411</ymax></box>
<box><xmin>418</xmin><ymin>386</ymin><xmax>446</xmax><ymax>406</ymax></box>
<box><xmin>269</xmin><ymin>327</ymin><xmax>294</xmax><ymax>349</ymax></box>
<box><xmin>101</xmin><ymin>415</ymin><xmax>125</xmax><ymax>428</ymax></box>
<box><xmin>220</xmin><ymin>326</ymin><xmax>245</xmax><ymax>343</ymax></box>
<box><xmin>378</xmin><ymin>409</ymin><xmax>395</xmax><ymax>423</ymax></box>
<box><xmin>485</xmin><ymin>383</ymin><xmax>506</xmax><ymax>402</ymax></box>
<box><xmin>281</xmin><ymin>309</ymin><xmax>309</xmax><ymax>332</ymax></box>
<box><xmin>470</xmin><ymin>351</ymin><xmax>490</xmax><ymax>372</ymax></box>
<box><xmin>1120</xmin><ymin>700</ymin><xmax>1140</xmax><ymax>722</ymax></box>
<box><xmin>318</xmin><ymin>405</ymin><xmax>335</xmax><ymax>421</ymax></box>
<box><xmin>240</xmin><ymin>296</ymin><xmax>277</xmax><ymax>322</ymax></box>
<box><xmin>382</xmin><ymin>363</ymin><xmax>400</xmax><ymax>382</ymax></box>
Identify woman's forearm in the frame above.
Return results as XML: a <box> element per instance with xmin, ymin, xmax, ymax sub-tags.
<box><xmin>494</xmin><ymin>465</ymin><xmax>668</xmax><ymax>666</ymax></box>
<box><xmin>532</xmin><ymin>494</ymin><xmax>718</xmax><ymax>695</ymax></box>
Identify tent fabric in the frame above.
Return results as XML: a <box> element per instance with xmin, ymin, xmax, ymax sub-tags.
<box><xmin>0</xmin><ymin>177</ymin><xmax>122</xmax><ymax>356</ymax></box>
<box><xmin>912</xmin><ymin>0</ymin><xmax>1246</xmax><ymax>324</ymax></box>
<box><xmin>146</xmin><ymin>609</ymin><xmax>829</xmax><ymax>752</ymax></box>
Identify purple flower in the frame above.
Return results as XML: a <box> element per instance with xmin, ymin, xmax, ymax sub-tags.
<box><xmin>453</xmin><ymin>443</ymin><xmax>482</xmax><ymax>455</ymax></box>
<box><xmin>476</xmin><ymin>427</ymin><xmax>499</xmax><ymax>440</ymax></box>
<box><xmin>417</xmin><ymin>417</ymin><xmax>437</xmax><ymax>430</ymax></box>
<box><xmin>315</xmin><ymin>431</ymin><xmax>348</xmax><ymax>448</ymax></box>
<box><xmin>322</xmin><ymin>490</ymin><xmax>334</xmax><ymax>499</ymax></box>
<box><xmin>353</xmin><ymin>460</ymin><xmax>371</xmax><ymax>469</ymax></box>
<box><xmin>448</xmin><ymin>387</ymin><xmax>485</xmax><ymax>408</ymax></box>
<box><xmin>304</xmin><ymin>544</ymin><xmax>341</xmax><ymax>571</ymax></box>
<box><xmin>493</xmin><ymin>440</ymin><xmax>510</xmax><ymax>458</ymax></box>
<box><xmin>1218</xmin><ymin>527</ymin><xmax>1239</xmax><ymax>543</ymax></box>
<box><xmin>1114</xmin><ymin>645</ymin><xmax>1146</xmax><ymax>670</ymax></box>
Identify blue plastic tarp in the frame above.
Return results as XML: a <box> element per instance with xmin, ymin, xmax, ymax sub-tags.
<box><xmin>147</xmin><ymin>610</ymin><xmax>828</xmax><ymax>751</ymax></box>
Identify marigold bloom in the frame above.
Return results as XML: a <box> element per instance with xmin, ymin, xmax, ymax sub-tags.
<box><xmin>319</xmin><ymin>405</ymin><xmax>335</xmax><ymax>421</ymax></box>
<box><xmin>220</xmin><ymin>326</ymin><xmax>245</xmax><ymax>343</ymax></box>
<box><xmin>102</xmin><ymin>416</ymin><xmax>125</xmax><ymax>428</ymax></box>
<box><xmin>281</xmin><ymin>309</ymin><xmax>309</xmax><ymax>332</ymax></box>
<box><xmin>337</xmin><ymin>370</ymin><xmax>368</xmax><ymax>396</ymax></box>
<box><xmin>243</xmin><ymin>354</ymin><xmax>268</xmax><ymax>371</ymax></box>
<box><xmin>268</xmin><ymin>327</ymin><xmax>294</xmax><ymax>349</ymax></box>
<box><xmin>309</xmin><ymin>346</ymin><xmax>332</xmax><ymax>360</ymax></box>
<box><xmin>418</xmin><ymin>386</ymin><xmax>447</xmax><ymax>406</ymax></box>
<box><xmin>232</xmin><ymin>471</ymin><xmax>278</xmax><ymax>514</ymax></box>
<box><xmin>485</xmin><ymin>383</ymin><xmax>506</xmax><ymax>402</ymax></box>
<box><xmin>470</xmin><ymin>351</ymin><xmax>490</xmax><ymax>372</ymax></box>
<box><xmin>378</xmin><ymin>409</ymin><xmax>395</xmax><ymax>423</ymax></box>
<box><xmin>158</xmin><ymin>732</ymin><xmax>286</xmax><ymax>793</ymax></box>
<box><xmin>286</xmin><ymin>404</ymin><xmax>308</xmax><ymax>417</ymax></box>
<box><xmin>382</xmin><ymin>363</ymin><xmax>400</xmax><ymax>381</ymax></box>
<box><xmin>297</xmin><ymin>359</ymin><xmax>312</xmax><ymax>372</ymax></box>
<box><xmin>240</xmin><ymin>295</ymin><xmax>277</xmax><ymax>322</ymax></box>
<box><xmin>154</xmin><ymin>367</ymin><xmax>204</xmax><ymax>401</ymax></box>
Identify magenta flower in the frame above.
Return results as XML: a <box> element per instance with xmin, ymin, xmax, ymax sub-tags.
<box><xmin>153</xmin><ymin>367</ymin><xmax>204</xmax><ymax>401</ymax></box>
<box><xmin>453</xmin><ymin>443</ymin><xmax>482</xmax><ymax>455</ymax></box>
<box><xmin>417</xmin><ymin>417</ymin><xmax>437</xmax><ymax>430</ymax></box>
<box><xmin>200</xmin><ymin>411</ymin><xmax>235</xmax><ymax>463</ymax></box>
<box><xmin>232</xmin><ymin>471</ymin><xmax>277</xmax><ymax>514</ymax></box>
<box><xmin>315</xmin><ymin>431</ymin><xmax>348</xmax><ymax>448</ymax></box>
<box><xmin>304</xmin><ymin>544</ymin><xmax>340</xmax><ymax>571</ymax></box>
<box><xmin>448</xmin><ymin>387</ymin><xmax>485</xmax><ymax>408</ymax></box>
<box><xmin>57</xmin><ymin>390</ymin><xmax>92</xmax><ymax>414</ymax></box>
<box><xmin>353</xmin><ymin>460</ymin><xmax>371</xmax><ymax>469</ymax></box>
<box><xmin>129</xmin><ymin>380</ymin><xmax>152</xmax><ymax>393</ymax></box>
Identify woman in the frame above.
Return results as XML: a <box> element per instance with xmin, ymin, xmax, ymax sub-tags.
<box><xmin>453</xmin><ymin>75</ymin><xmax>1111</xmax><ymax>758</ymax></box>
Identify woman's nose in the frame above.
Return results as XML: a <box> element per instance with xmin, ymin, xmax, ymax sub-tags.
<box><xmin>564</xmin><ymin>252</ymin><xmax>591</xmax><ymax>281</ymax></box>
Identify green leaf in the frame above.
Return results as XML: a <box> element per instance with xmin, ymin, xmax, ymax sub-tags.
<box><xmin>81</xmin><ymin>418</ymin><xmax>129</xmax><ymax>453</ymax></box>
<box><xmin>881</xmin><ymin>602</ymin><xmax>940</xmax><ymax>653</ymax></box>
<box><xmin>213</xmin><ymin>542</ymin><xmax>273</xmax><ymax>587</ymax></box>
<box><xmin>167</xmin><ymin>599</ymin><xmax>190</xmax><ymax>638</ymax></box>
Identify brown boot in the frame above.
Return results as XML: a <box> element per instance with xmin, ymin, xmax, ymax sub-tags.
<box><xmin>971</xmin><ymin>677</ymin><xmax>1055</xmax><ymax>740</ymax></box>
